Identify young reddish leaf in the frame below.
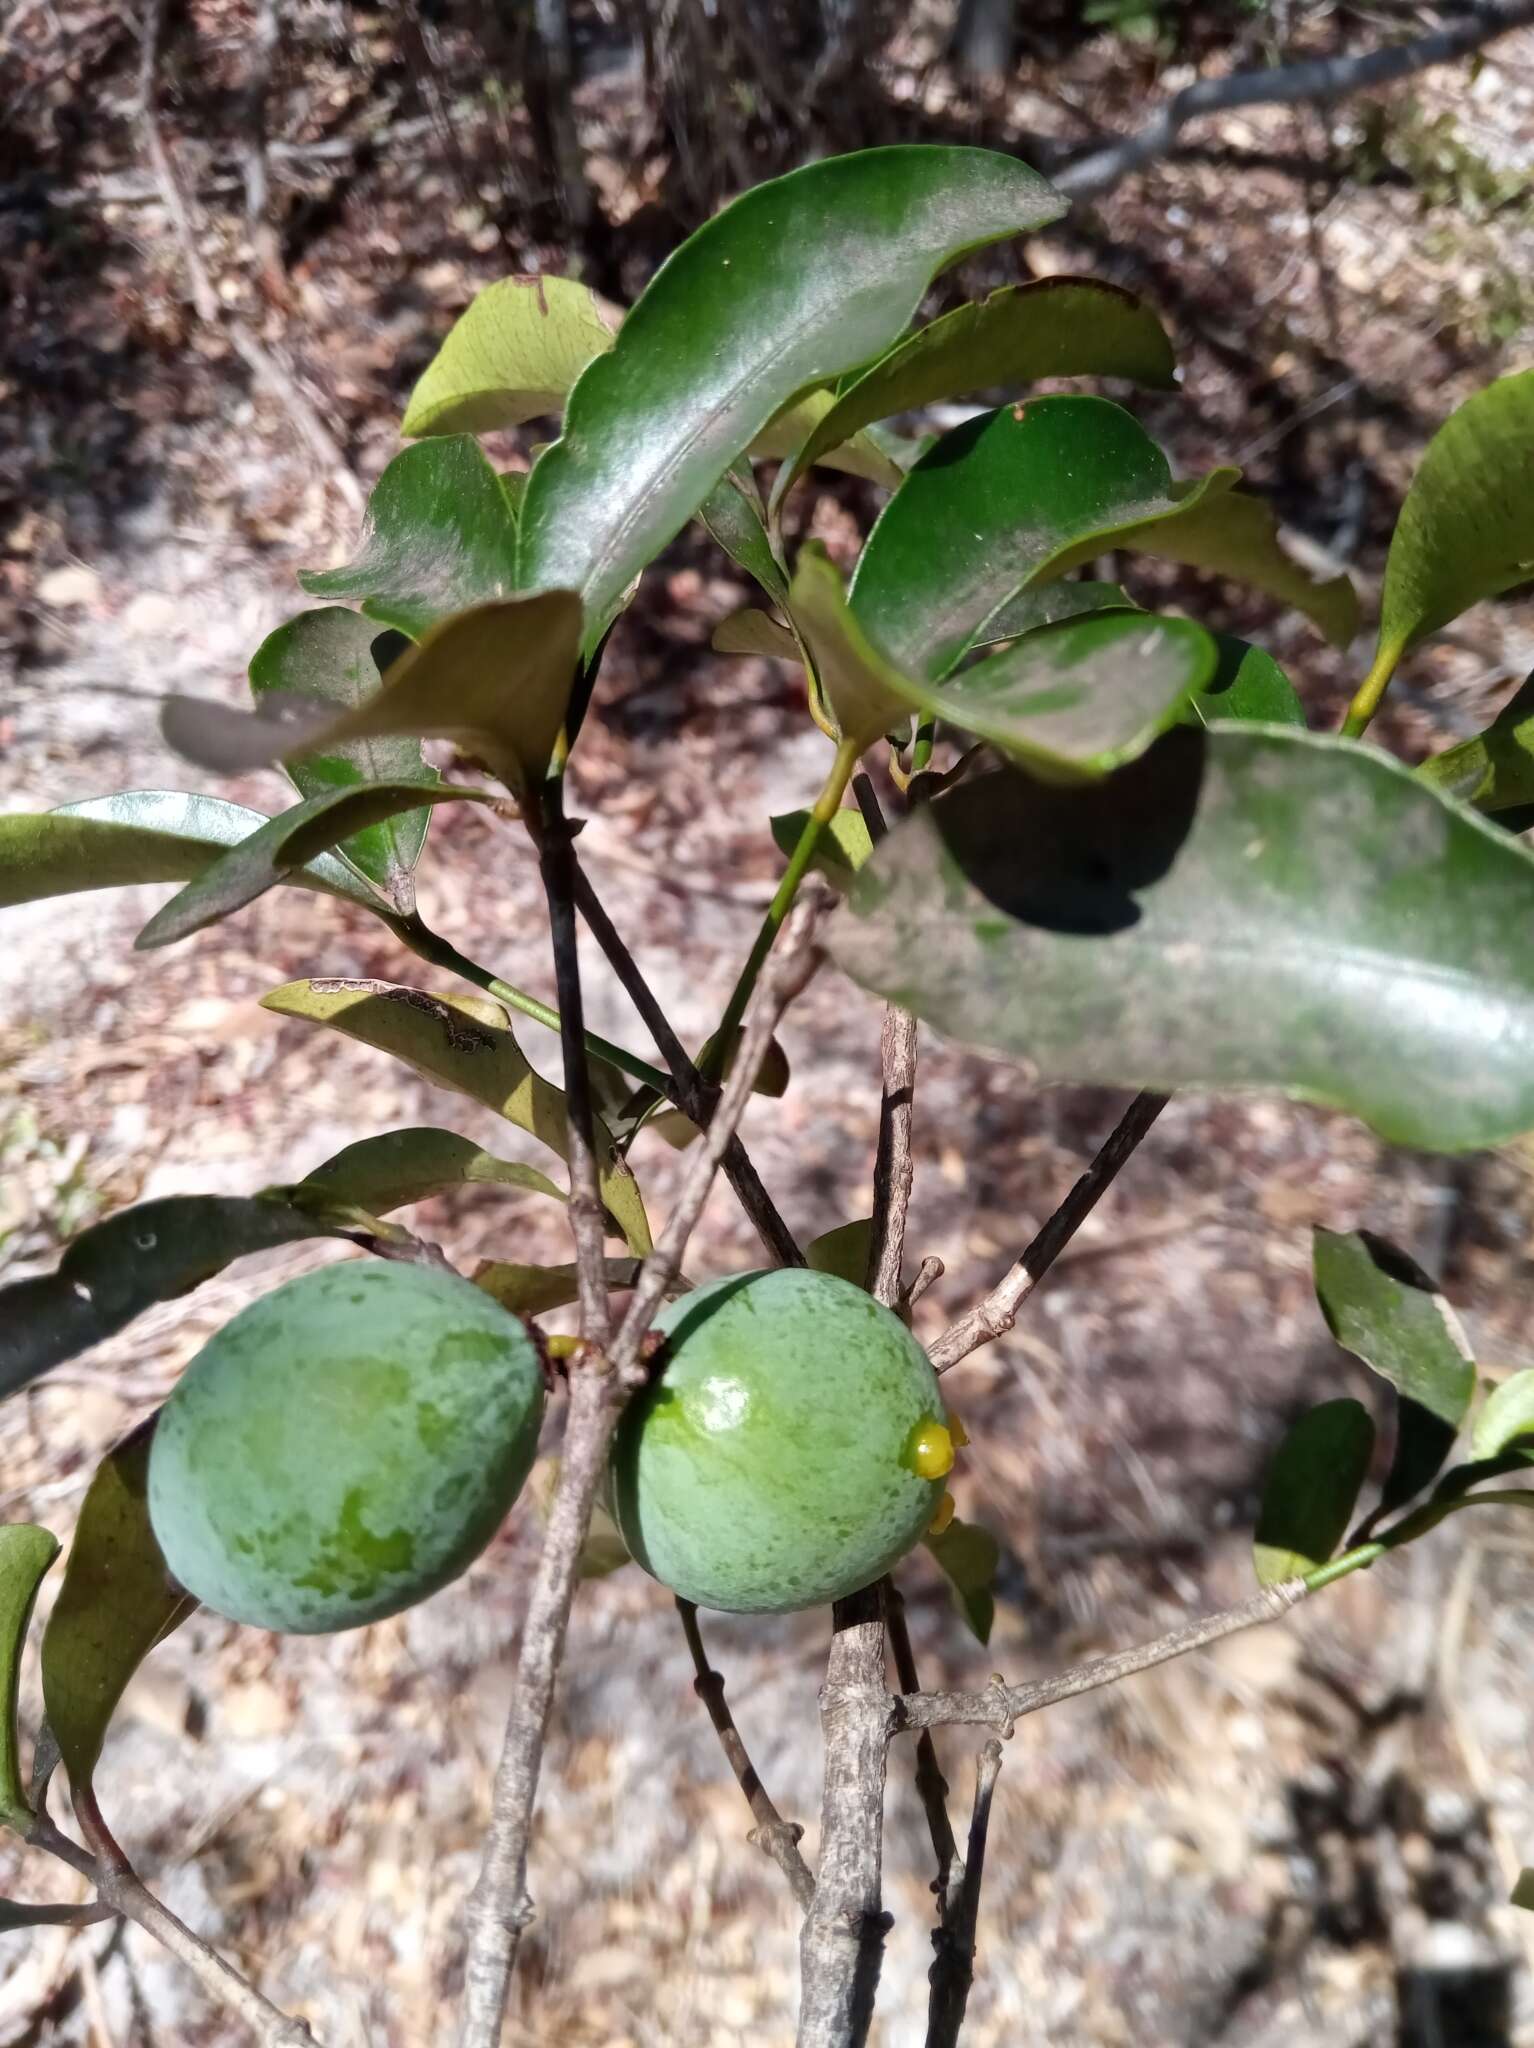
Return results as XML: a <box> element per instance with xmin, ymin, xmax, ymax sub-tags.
<box><xmin>41</xmin><ymin>1421</ymin><xmax>194</xmax><ymax>1796</ymax></box>
<box><xmin>831</xmin><ymin>726</ymin><xmax>1534</xmax><ymax>1153</ymax></box>
<box><xmin>133</xmin><ymin>782</ymin><xmax>494</xmax><ymax>951</ymax></box>
<box><xmin>923</xmin><ymin>1518</ymin><xmax>1001</xmax><ymax>1645</ymax></box>
<box><xmin>299</xmin><ymin>437</ymin><xmax>520</xmax><ymax>639</ymax></box>
<box><xmin>518</xmin><ymin>145</ymin><xmax>1064</xmax><ymax>641</ymax></box>
<box><xmin>772</xmin><ymin>276</ymin><xmax>1177</xmax><ymax>514</ymax></box>
<box><xmin>0</xmin><ymin>1527</ymin><xmax>61</xmax><ymax>1828</ymax></box>
<box><xmin>1</xmin><ymin>793</ymin><xmax>378</xmax><ymax>913</ymax></box>
<box><xmin>1253</xmin><ymin>1399</ymin><xmax>1376</xmax><ymax>1586</ymax></box>
<box><xmin>249</xmin><ymin>607</ymin><xmax>439</xmax><ymax>905</ymax></box>
<box><xmin>0</xmin><ymin>1196</ymin><xmax>354</xmax><ymax>1398</ymax></box>
<box><xmin>401</xmin><ymin>275</ymin><xmax>622</xmax><ymax>438</ymax></box>
<box><xmin>291</xmin><ymin>1127</ymin><xmax>565</xmax><ymax>1215</ymax></box>
<box><xmin>261</xmin><ymin>978</ymin><xmax>651</xmax><ymax>1253</ymax></box>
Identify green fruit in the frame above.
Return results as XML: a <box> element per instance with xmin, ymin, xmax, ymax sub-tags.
<box><xmin>609</xmin><ymin>1268</ymin><xmax>949</xmax><ymax>1613</ymax></box>
<box><xmin>148</xmin><ymin>1261</ymin><xmax>544</xmax><ymax>1634</ymax></box>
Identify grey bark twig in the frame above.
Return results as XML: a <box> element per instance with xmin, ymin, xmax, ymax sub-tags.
<box><xmin>798</xmin><ymin>1582</ymin><xmax>892</xmax><ymax>2048</ymax></box>
<box><xmin>865</xmin><ymin>1006</ymin><xmax>918</xmax><ymax>1310</ymax></box>
<box><xmin>885</xmin><ymin>1586</ymin><xmax>963</xmax><ymax>1950</ymax></box>
<box><xmin>459</xmin><ymin>890</ymin><xmax>830</xmax><ymax>2048</ymax></box>
<box><xmin>927</xmin><ymin>1092</ymin><xmax>1168</xmax><ymax>1373</ymax></box>
<box><xmin>570</xmin><ymin>857</ymin><xmax>805</xmax><ymax>1270</ymax></box>
<box><xmin>1055</xmin><ymin>0</ymin><xmax>1534</xmax><ymax>201</ymax></box>
<box><xmin>925</xmin><ymin>1742</ymin><xmax>1003</xmax><ymax>2048</ymax></box>
<box><xmin>676</xmin><ymin>1599</ymin><xmax>815</xmax><ymax>1909</ymax></box>
<box><xmin>894</xmin><ymin>1579</ymin><xmax>1308</xmax><ymax>1733</ymax></box>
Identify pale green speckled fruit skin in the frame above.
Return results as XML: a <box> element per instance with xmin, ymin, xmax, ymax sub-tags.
<box><xmin>609</xmin><ymin>1268</ymin><xmax>946</xmax><ymax>1613</ymax></box>
<box><xmin>148</xmin><ymin>1261</ymin><xmax>545</xmax><ymax>1634</ymax></box>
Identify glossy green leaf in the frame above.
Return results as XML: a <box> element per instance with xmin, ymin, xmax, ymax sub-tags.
<box><xmin>1191</xmin><ymin>637</ymin><xmax>1306</xmax><ymax>728</ymax></box>
<box><xmin>1372</xmin><ymin>371</ymin><xmax>1534</xmax><ymax>679</ymax></box>
<box><xmin>770</xmin><ymin>806</ymin><xmax>873</xmax><ymax>891</ymax></box>
<box><xmin>0</xmin><ymin>1527</ymin><xmax>60</xmax><ymax>1827</ymax></box>
<box><xmin>475</xmin><ymin>1257</ymin><xmax>691</xmax><ymax>1315</ymax></box>
<box><xmin>0</xmin><ymin>1196</ymin><xmax>354</xmax><ymax>1397</ymax></box>
<box><xmin>41</xmin><ymin>1422</ymin><xmax>193</xmax><ymax>1794</ymax></box>
<box><xmin>1314</xmin><ymin>1230</ymin><xmax>1475</xmax><ymax>1433</ymax></box>
<box><xmin>401</xmin><ymin>275</ymin><xmax>622</xmax><ymax>438</ymax></box>
<box><xmin>832</xmin><ymin>725</ymin><xmax>1534</xmax><ymax>1153</ymax></box>
<box><xmin>772</xmin><ymin>277</ymin><xmax>1177</xmax><ymax>513</ymax></box>
<box><xmin>713</xmin><ymin>610</ymin><xmax>802</xmax><ymax>662</ymax></box>
<box><xmin>292</xmin><ymin>1127</ymin><xmax>565</xmax><ymax>1214</ymax></box>
<box><xmin>517</xmin><ymin>146</ymin><xmax>1064</xmax><ymax>639</ymax></box>
<box><xmin>851</xmin><ymin>398</ymin><xmax>1355</xmax><ymax>681</ymax></box>
<box><xmin>923</xmin><ymin>1517</ymin><xmax>1000</xmax><ymax>1645</ymax></box>
<box><xmin>134</xmin><ymin>782</ymin><xmax>492</xmax><ymax>951</ymax></box>
<box><xmin>1253</xmin><ymin>1399</ymin><xmax>1375</xmax><ymax>1586</ymax></box>
<box><xmin>698</xmin><ymin>466</ymin><xmax>789</xmax><ymax>606</ymax></box>
<box><xmin>1</xmin><ymin>793</ymin><xmax>379</xmax><ymax>913</ymax></box>
<box><xmin>1472</xmin><ymin>1370</ymin><xmax>1534</xmax><ymax>1460</ymax></box>
<box><xmin>968</xmin><ymin>580</ymin><xmax>1137</xmax><ymax>650</ymax></box>
<box><xmin>261</xmin><ymin>978</ymin><xmax>651</xmax><ymax>1252</ymax></box>
<box><xmin>791</xmin><ymin>543</ymin><xmax>1215</xmax><ymax>771</ymax></box>
<box><xmin>299</xmin><ymin>437</ymin><xmax>519</xmax><ymax>639</ymax></box>
<box><xmin>1418</xmin><ymin>672</ymin><xmax>1534</xmax><ymax>815</ymax></box>
<box><xmin>806</xmin><ymin>1218</ymin><xmax>874</xmax><ymax>1287</ymax></box>
<box><xmin>249</xmin><ymin>608</ymin><xmax>439</xmax><ymax>903</ymax></box>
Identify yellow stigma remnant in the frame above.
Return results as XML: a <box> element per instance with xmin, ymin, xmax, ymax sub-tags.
<box><xmin>928</xmin><ymin>1490</ymin><xmax>956</xmax><ymax>1536</ymax></box>
<box><xmin>906</xmin><ymin>1418</ymin><xmax>955</xmax><ymax>1481</ymax></box>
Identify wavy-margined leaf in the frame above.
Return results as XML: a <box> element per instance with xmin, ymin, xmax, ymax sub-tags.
<box><xmin>517</xmin><ymin>146</ymin><xmax>1064</xmax><ymax>641</ymax></box>
<box><xmin>850</xmin><ymin>398</ymin><xmax>1354</xmax><ymax>681</ymax></box>
<box><xmin>1190</xmin><ymin>637</ymin><xmax>1306</xmax><ymax>729</ymax></box>
<box><xmin>770</xmin><ymin>806</ymin><xmax>873</xmax><ymax>892</ymax></box>
<box><xmin>299</xmin><ymin>437</ymin><xmax>519</xmax><ymax>639</ymax></box>
<box><xmin>134</xmin><ymin>781</ymin><xmax>493</xmax><ymax>951</ymax></box>
<box><xmin>261</xmin><ymin>978</ymin><xmax>651</xmax><ymax>1251</ymax></box>
<box><xmin>698</xmin><ymin>465</ymin><xmax>789</xmax><ymax>607</ymax></box>
<box><xmin>401</xmin><ymin>275</ymin><xmax>622</xmax><ymax>438</ymax></box>
<box><xmin>790</xmin><ymin>543</ymin><xmax>1215</xmax><ymax>770</ymax></box>
<box><xmin>1418</xmin><ymin>672</ymin><xmax>1534</xmax><ymax>815</ymax></box>
<box><xmin>41</xmin><ymin>1421</ymin><xmax>193</xmax><ymax>1795</ymax></box>
<box><xmin>968</xmin><ymin>580</ymin><xmax>1137</xmax><ymax>650</ymax></box>
<box><xmin>0</xmin><ymin>793</ymin><xmax>380</xmax><ymax>914</ymax></box>
<box><xmin>923</xmin><ymin>1517</ymin><xmax>1000</xmax><ymax>1645</ymax></box>
<box><xmin>1370</xmin><ymin>371</ymin><xmax>1534</xmax><ymax>686</ymax></box>
<box><xmin>0</xmin><ymin>1528</ymin><xmax>60</xmax><ymax>1828</ymax></box>
<box><xmin>1253</xmin><ymin>1399</ymin><xmax>1375</xmax><ymax>1587</ymax></box>
<box><xmin>771</xmin><ymin>277</ymin><xmax>1177</xmax><ymax>514</ymax></box>
<box><xmin>0</xmin><ymin>1196</ymin><xmax>354</xmax><ymax>1397</ymax></box>
<box><xmin>750</xmin><ymin>389</ymin><xmax>906</xmax><ymax>486</ymax></box>
<box><xmin>292</xmin><ymin>1127</ymin><xmax>565</xmax><ymax>1214</ymax></box>
<box><xmin>163</xmin><ymin>595</ymin><xmax>583</xmax><ymax>798</ymax></box>
<box><xmin>249</xmin><ymin>607</ymin><xmax>439</xmax><ymax>904</ymax></box>
<box><xmin>831</xmin><ymin>725</ymin><xmax>1534</xmax><ymax>1153</ymax></box>
<box><xmin>713</xmin><ymin>609</ymin><xmax>802</xmax><ymax>661</ymax></box>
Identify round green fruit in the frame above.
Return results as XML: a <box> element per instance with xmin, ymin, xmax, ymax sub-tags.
<box><xmin>609</xmin><ymin>1268</ymin><xmax>950</xmax><ymax>1613</ymax></box>
<box><xmin>148</xmin><ymin>1261</ymin><xmax>545</xmax><ymax>1634</ymax></box>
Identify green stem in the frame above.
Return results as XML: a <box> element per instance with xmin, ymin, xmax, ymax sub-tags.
<box><xmin>700</xmin><ymin>736</ymin><xmax>861</xmax><ymax>1082</ymax></box>
<box><xmin>391</xmin><ymin>913</ymin><xmax>671</xmax><ymax>1095</ymax></box>
<box><xmin>1341</xmin><ymin>636</ymin><xmax>1406</xmax><ymax>739</ymax></box>
<box><xmin>1302</xmin><ymin>1542</ymin><xmax>1387</xmax><ymax>1592</ymax></box>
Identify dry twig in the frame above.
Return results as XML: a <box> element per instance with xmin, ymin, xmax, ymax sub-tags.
<box><xmin>677</xmin><ymin>1599</ymin><xmax>815</xmax><ymax>1909</ymax></box>
<box><xmin>925</xmin><ymin>1742</ymin><xmax>1003</xmax><ymax>2048</ymax></box>
<box><xmin>928</xmin><ymin>1093</ymin><xmax>1168</xmax><ymax>1373</ymax></box>
<box><xmin>885</xmin><ymin>1587</ymin><xmax>963</xmax><ymax>1973</ymax></box>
